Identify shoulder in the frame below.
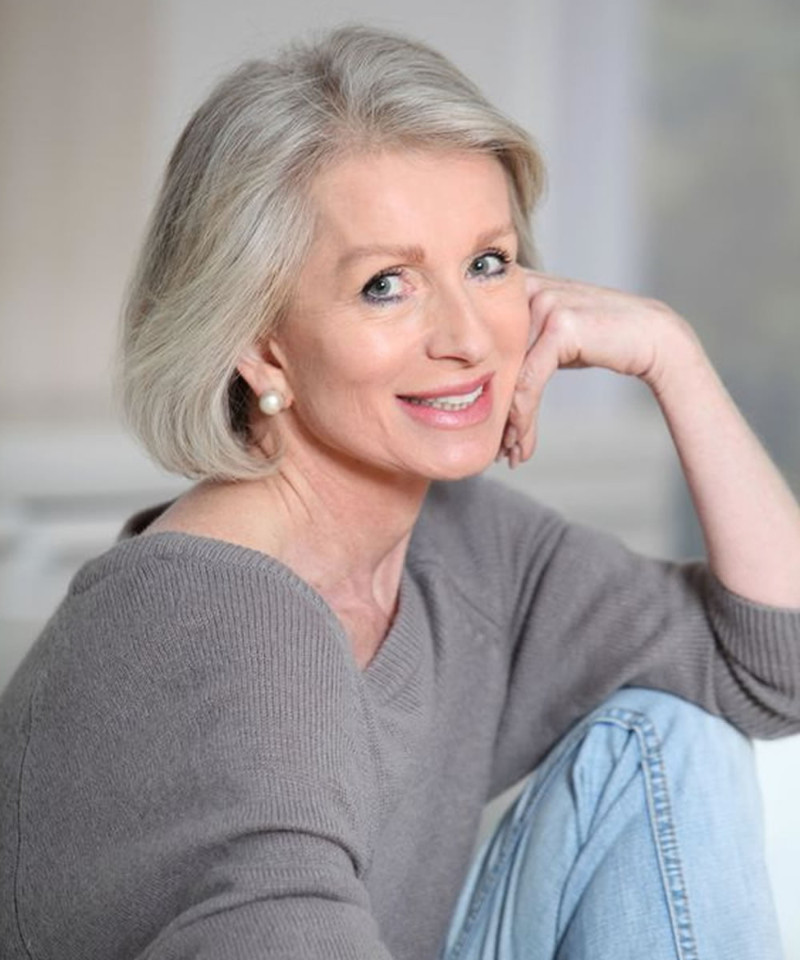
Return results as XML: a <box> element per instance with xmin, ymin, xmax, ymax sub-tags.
<box><xmin>69</xmin><ymin>529</ymin><xmax>336</xmax><ymax>628</ymax></box>
<box><xmin>9</xmin><ymin>533</ymin><xmax>352</xmax><ymax>734</ymax></box>
<box><xmin>414</xmin><ymin>475</ymin><xmax>566</xmax><ymax>560</ymax></box>
<box><xmin>408</xmin><ymin>476</ymin><xmax>568</xmax><ymax>625</ymax></box>
<box><xmin>0</xmin><ymin>537</ymin><xmax>377</xmax><ymax>946</ymax></box>
<box><xmin>4</xmin><ymin>532</ymin><xmax>368</xmax><ymax>809</ymax></box>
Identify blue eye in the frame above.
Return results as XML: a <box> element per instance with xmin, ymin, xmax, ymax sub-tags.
<box><xmin>469</xmin><ymin>250</ymin><xmax>511</xmax><ymax>278</ymax></box>
<box><xmin>361</xmin><ymin>271</ymin><xmax>404</xmax><ymax>304</ymax></box>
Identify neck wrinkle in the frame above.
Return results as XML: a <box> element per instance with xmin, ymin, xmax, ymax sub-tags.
<box><xmin>245</xmin><ymin>444</ymin><xmax>429</xmax><ymax>613</ymax></box>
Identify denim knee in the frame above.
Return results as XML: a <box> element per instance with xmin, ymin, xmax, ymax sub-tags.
<box><xmin>576</xmin><ymin>685</ymin><xmax>765</xmax><ymax>879</ymax></box>
<box><xmin>440</xmin><ymin>687</ymin><xmax>779</xmax><ymax>960</ymax></box>
<box><xmin>586</xmin><ymin>687</ymin><xmax>756</xmax><ymax>784</ymax></box>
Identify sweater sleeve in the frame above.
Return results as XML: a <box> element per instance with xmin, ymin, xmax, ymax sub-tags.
<box><xmin>11</xmin><ymin>544</ymin><xmax>393</xmax><ymax>960</ymax></box>
<box><xmin>421</xmin><ymin>478</ymin><xmax>800</xmax><ymax>798</ymax></box>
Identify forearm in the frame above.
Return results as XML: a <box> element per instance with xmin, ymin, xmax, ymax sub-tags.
<box><xmin>649</xmin><ymin>318</ymin><xmax>800</xmax><ymax>606</ymax></box>
<box><xmin>516</xmin><ymin>271</ymin><xmax>800</xmax><ymax>606</ymax></box>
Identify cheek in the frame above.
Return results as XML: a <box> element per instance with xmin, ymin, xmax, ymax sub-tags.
<box><xmin>289</xmin><ymin>327</ymin><xmax>412</xmax><ymax>400</ymax></box>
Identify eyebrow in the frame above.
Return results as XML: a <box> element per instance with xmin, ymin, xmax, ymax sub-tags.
<box><xmin>336</xmin><ymin>222</ymin><xmax>517</xmax><ymax>271</ymax></box>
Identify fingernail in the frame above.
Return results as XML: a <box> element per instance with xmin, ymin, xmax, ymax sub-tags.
<box><xmin>503</xmin><ymin>426</ymin><xmax>517</xmax><ymax>449</ymax></box>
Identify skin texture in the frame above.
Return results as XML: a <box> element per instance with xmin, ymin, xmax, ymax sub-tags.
<box><xmin>150</xmin><ymin>147</ymin><xmax>800</xmax><ymax>668</ymax></box>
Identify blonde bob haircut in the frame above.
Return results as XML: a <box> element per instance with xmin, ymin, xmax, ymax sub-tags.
<box><xmin>118</xmin><ymin>24</ymin><xmax>546</xmax><ymax>480</ymax></box>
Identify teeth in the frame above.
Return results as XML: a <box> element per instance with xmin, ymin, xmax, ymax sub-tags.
<box><xmin>405</xmin><ymin>384</ymin><xmax>484</xmax><ymax>411</ymax></box>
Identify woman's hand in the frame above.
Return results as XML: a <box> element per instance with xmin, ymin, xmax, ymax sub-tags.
<box><xmin>500</xmin><ymin>269</ymin><xmax>697</xmax><ymax>468</ymax></box>
<box><xmin>500</xmin><ymin>269</ymin><xmax>800</xmax><ymax>608</ymax></box>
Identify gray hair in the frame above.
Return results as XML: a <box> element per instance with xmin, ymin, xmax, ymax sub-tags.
<box><xmin>118</xmin><ymin>24</ymin><xmax>546</xmax><ymax>480</ymax></box>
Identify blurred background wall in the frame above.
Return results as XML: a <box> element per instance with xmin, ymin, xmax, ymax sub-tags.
<box><xmin>1</xmin><ymin>0</ymin><xmax>798</xmax><ymax>952</ymax></box>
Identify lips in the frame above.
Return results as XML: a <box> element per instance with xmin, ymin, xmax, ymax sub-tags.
<box><xmin>398</xmin><ymin>374</ymin><xmax>492</xmax><ymax>404</ymax></box>
<box><xmin>397</xmin><ymin>374</ymin><xmax>494</xmax><ymax>426</ymax></box>
<box><xmin>403</xmin><ymin>383</ymin><xmax>485</xmax><ymax>411</ymax></box>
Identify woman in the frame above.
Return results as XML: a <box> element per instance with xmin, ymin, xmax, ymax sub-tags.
<box><xmin>1</xmin><ymin>24</ymin><xmax>799</xmax><ymax>960</ymax></box>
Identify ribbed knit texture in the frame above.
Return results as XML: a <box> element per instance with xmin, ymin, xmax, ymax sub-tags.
<box><xmin>2</xmin><ymin>476</ymin><xmax>799</xmax><ymax>959</ymax></box>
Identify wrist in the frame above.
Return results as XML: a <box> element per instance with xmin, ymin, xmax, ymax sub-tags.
<box><xmin>642</xmin><ymin>308</ymin><xmax>709</xmax><ymax>401</ymax></box>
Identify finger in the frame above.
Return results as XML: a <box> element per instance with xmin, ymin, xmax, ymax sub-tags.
<box><xmin>525</xmin><ymin>269</ymin><xmax>636</xmax><ymax>309</ymax></box>
<box><xmin>524</xmin><ymin>269</ymin><xmax>565</xmax><ymax>300</ymax></box>
<box><xmin>508</xmin><ymin>323</ymin><xmax>563</xmax><ymax>462</ymax></box>
<box><xmin>524</xmin><ymin>276</ymin><xmax>568</xmax><ymax>350</ymax></box>
<box><xmin>501</xmin><ymin>419</ymin><xmax>517</xmax><ymax>449</ymax></box>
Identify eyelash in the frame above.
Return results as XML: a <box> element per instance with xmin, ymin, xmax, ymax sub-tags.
<box><xmin>360</xmin><ymin>247</ymin><xmax>513</xmax><ymax>306</ymax></box>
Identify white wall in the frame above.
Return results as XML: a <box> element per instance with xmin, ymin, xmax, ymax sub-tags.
<box><xmin>0</xmin><ymin>1</ymin><xmax>155</xmax><ymax>421</ymax></box>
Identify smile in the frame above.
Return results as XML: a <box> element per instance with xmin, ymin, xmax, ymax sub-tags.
<box><xmin>402</xmin><ymin>384</ymin><xmax>485</xmax><ymax>411</ymax></box>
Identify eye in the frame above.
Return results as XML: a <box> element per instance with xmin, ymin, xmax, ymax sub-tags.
<box><xmin>469</xmin><ymin>249</ymin><xmax>512</xmax><ymax>279</ymax></box>
<box><xmin>361</xmin><ymin>270</ymin><xmax>405</xmax><ymax>305</ymax></box>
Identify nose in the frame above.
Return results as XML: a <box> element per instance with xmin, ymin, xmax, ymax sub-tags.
<box><xmin>424</xmin><ymin>282</ymin><xmax>493</xmax><ymax>366</ymax></box>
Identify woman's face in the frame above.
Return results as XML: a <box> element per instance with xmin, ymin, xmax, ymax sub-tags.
<box><xmin>264</xmin><ymin>148</ymin><xmax>531</xmax><ymax>483</ymax></box>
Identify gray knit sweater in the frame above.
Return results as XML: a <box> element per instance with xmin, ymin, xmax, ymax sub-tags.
<box><xmin>2</xmin><ymin>476</ymin><xmax>799</xmax><ymax>959</ymax></box>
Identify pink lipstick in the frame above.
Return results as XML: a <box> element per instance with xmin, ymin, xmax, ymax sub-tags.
<box><xmin>397</xmin><ymin>374</ymin><xmax>493</xmax><ymax>427</ymax></box>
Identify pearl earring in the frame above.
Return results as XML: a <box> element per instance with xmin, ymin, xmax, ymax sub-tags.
<box><xmin>258</xmin><ymin>388</ymin><xmax>285</xmax><ymax>416</ymax></box>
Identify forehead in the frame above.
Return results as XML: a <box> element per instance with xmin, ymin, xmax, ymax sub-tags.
<box><xmin>306</xmin><ymin>149</ymin><xmax>514</xmax><ymax>256</ymax></box>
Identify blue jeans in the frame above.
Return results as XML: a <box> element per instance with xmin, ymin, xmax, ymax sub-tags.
<box><xmin>439</xmin><ymin>688</ymin><xmax>783</xmax><ymax>960</ymax></box>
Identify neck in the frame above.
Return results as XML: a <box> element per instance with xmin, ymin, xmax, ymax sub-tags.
<box><xmin>267</xmin><ymin>450</ymin><xmax>429</xmax><ymax>605</ymax></box>
<box><xmin>178</xmin><ymin>444</ymin><xmax>430</xmax><ymax>615</ymax></box>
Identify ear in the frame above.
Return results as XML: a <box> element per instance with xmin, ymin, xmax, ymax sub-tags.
<box><xmin>236</xmin><ymin>340</ymin><xmax>293</xmax><ymax>407</ymax></box>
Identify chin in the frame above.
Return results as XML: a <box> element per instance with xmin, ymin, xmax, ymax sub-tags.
<box><xmin>413</xmin><ymin>445</ymin><xmax>499</xmax><ymax>483</ymax></box>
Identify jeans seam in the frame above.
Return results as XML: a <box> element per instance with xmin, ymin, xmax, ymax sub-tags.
<box><xmin>445</xmin><ymin>701</ymin><xmax>701</xmax><ymax>960</ymax></box>
<box><xmin>602</xmin><ymin>707</ymin><xmax>700</xmax><ymax>960</ymax></box>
